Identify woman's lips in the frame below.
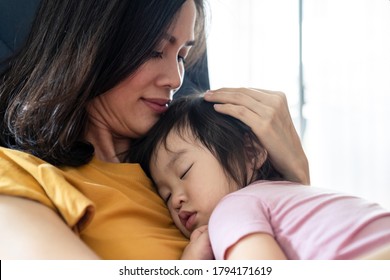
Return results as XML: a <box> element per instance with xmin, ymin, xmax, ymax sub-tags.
<box><xmin>179</xmin><ymin>211</ymin><xmax>197</xmax><ymax>232</ymax></box>
<box><xmin>142</xmin><ymin>98</ymin><xmax>170</xmax><ymax>114</ymax></box>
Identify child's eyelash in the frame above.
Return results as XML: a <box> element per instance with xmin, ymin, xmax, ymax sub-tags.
<box><xmin>180</xmin><ymin>164</ymin><xmax>193</xmax><ymax>180</ymax></box>
<box><xmin>164</xmin><ymin>193</ymin><xmax>171</xmax><ymax>203</ymax></box>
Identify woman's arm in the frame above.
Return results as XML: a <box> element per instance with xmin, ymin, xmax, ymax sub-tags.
<box><xmin>225</xmin><ymin>232</ymin><xmax>287</xmax><ymax>260</ymax></box>
<box><xmin>0</xmin><ymin>195</ymin><xmax>100</xmax><ymax>259</ymax></box>
<box><xmin>204</xmin><ymin>88</ymin><xmax>310</xmax><ymax>185</ymax></box>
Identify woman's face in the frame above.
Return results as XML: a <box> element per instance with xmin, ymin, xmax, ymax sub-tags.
<box><xmin>86</xmin><ymin>1</ymin><xmax>196</xmax><ymax>150</ymax></box>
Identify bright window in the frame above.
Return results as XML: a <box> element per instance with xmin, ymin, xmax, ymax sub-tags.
<box><xmin>207</xmin><ymin>0</ymin><xmax>390</xmax><ymax>209</ymax></box>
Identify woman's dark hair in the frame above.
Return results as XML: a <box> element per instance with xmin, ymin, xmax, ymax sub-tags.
<box><xmin>128</xmin><ymin>94</ymin><xmax>281</xmax><ymax>188</ymax></box>
<box><xmin>0</xmin><ymin>0</ymin><xmax>206</xmax><ymax>166</ymax></box>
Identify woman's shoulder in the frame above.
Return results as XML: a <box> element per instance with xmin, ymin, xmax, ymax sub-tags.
<box><xmin>0</xmin><ymin>146</ymin><xmax>51</xmax><ymax>184</ymax></box>
<box><xmin>0</xmin><ymin>146</ymin><xmax>95</xmax><ymax>232</ymax></box>
<box><xmin>0</xmin><ymin>146</ymin><xmax>45</xmax><ymax>164</ymax></box>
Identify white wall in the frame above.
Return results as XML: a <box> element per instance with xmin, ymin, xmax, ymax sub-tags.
<box><xmin>303</xmin><ymin>0</ymin><xmax>390</xmax><ymax>209</ymax></box>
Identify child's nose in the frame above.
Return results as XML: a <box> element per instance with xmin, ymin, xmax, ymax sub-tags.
<box><xmin>172</xmin><ymin>193</ymin><xmax>186</xmax><ymax>212</ymax></box>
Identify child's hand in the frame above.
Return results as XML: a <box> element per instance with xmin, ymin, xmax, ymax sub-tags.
<box><xmin>181</xmin><ymin>225</ymin><xmax>214</xmax><ymax>260</ymax></box>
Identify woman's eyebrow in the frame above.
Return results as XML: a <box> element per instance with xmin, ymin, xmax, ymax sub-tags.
<box><xmin>164</xmin><ymin>34</ymin><xmax>195</xmax><ymax>47</ymax></box>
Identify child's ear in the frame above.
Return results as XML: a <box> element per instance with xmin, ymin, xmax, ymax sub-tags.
<box><xmin>244</xmin><ymin>133</ymin><xmax>268</xmax><ymax>170</ymax></box>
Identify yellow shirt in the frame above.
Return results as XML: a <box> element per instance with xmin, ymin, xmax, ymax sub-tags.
<box><xmin>0</xmin><ymin>147</ymin><xmax>188</xmax><ymax>259</ymax></box>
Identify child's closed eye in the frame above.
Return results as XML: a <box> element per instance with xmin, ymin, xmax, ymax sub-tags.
<box><xmin>163</xmin><ymin>193</ymin><xmax>172</xmax><ymax>203</ymax></box>
<box><xmin>180</xmin><ymin>163</ymin><xmax>193</xmax><ymax>180</ymax></box>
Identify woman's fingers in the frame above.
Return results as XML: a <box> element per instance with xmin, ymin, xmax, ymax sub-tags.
<box><xmin>204</xmin><ymin>88</ymin><xmax>290</xmax><ymax>130</ymax></box>
<box><xmin>203</xmin><ymin>87</ymin><xmax>310</xmax><ymax>185</ymax></box>
<box><xmin>204</xmin><ymin>88</ymin><xmax>289</xmax><ymax>140</ymax></box>
<box><xmin>204</xmin><ymin>87</ymin><xmax>286</xmax><ymax>108</ymax></box>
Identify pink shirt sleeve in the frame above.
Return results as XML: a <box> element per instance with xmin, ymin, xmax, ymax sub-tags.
<box><xmin>208</xmin><ymin>192</ymin><xmax>273</xmax><ymax>260</ymax></box>
<box><xmin>209</xmin><ymin>181</ymin><xmax>390</xmax><ymax>260</ymax></box>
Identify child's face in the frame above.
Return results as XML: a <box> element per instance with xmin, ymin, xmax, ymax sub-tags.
<box><xmin>150</xmin><ymin>129</ymin><xmax>238</xmax><ymax>238</ymax></box>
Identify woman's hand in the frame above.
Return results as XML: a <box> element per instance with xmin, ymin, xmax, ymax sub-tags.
<box><xmin>181</xmin><ymin>225</ymin><xmax>214</xmax><ymax>260</ymax></box>
<box><xmin>204</xmin><ymin>88</ymin><xmax>310</xmax><ymax>185</ymax></box>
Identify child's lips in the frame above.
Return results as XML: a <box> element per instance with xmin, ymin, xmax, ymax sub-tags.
<box><xmin>179</xmin><ymin>211</ymin><xmax>197</xmax><ymax>232</ymax></box>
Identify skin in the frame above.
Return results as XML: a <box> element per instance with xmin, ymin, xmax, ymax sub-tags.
<box><xmin>0</xmin><ymin>195</ymin><xmax>99</xmax><ymax>259</ymax></box>
<box><xmin>0</xmin><ymin>0</ymin><xmax>310</xmax><ymax>259</ymax></box>
<box><xmin>150</xmin><ymin>129</ymin><xmax>287</xmax><ymax>260</ymax></box>
<box><xmin>85</xmin><ymin>0</ymin><xmax>196</xmax><ymax>163</ymax></box>
<box><xmin>150</xmin><ymin>130</ymin><xmax>239</xmax><ymax>239</ymax></box>
<box><xmin>225</xmin><ymin>232</ymin><xmax>287</xmax><ymax>260</ymax></box>
<box><xmin>204</xmin><ymin>88</ymin><xmax>310</xmax><ymax>185</ymax></box>
<box><xmin>0</xmin><ymin>0</ymin><xmax>197</xmax><ymax>259</ymax></box>
<box><xmin>358</xmin><ymin>245</ymin><xmax>390</xmax><ymax>260</ymax></box>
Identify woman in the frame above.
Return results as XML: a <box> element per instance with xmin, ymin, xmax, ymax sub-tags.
<box><xmin>0</xmin><ymin>0</ymin><xmax>309</xmax><ymax>259</ymax></box>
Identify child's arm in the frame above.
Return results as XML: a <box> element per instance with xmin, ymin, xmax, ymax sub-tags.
<box><xmin>225</xmin><ymin>232</ymin><xmax>287</xmax><ymax>260</ymax></box>
<box><xmin>358</xmin><ymin>244</ymin><xmax>390</xmax><ymax>260</ymax></box>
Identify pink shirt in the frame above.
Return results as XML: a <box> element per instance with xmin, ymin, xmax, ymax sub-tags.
<box><xmin>209</xmin><ymin>181</ymin><xmax>390</xmax><ymax>259</ymax></box>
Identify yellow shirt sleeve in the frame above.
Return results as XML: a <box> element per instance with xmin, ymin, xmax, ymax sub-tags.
<box><xmin>0</xmin><ymin>147</ymin><xmax>94</xmax><ymax>231</ymax></box>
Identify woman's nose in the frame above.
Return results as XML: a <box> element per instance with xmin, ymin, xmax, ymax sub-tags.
<box><xmin>158</xmin><ymin>58</ymin><xmax>184</xmax><ymax>91</ymax></box>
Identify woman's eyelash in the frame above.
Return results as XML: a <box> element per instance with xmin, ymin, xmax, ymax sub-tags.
<box><xmin>178</xmin><ymin>55</ymin><xmax>186</xmax><ymax>64</ymax></box>
<box><xmin>180</xmin><ymin>164</ymin><xmax>193</xmax><ymax>180</ymax></box>
<box><xmin>151</xmin><ymin>51</ymin><xmax>163</xmax><ymax>59</ymax></box>
<box><xmin>151</xmin><ymin>51</ymin><xmax>186</xmax><ymax>64</ymax></box>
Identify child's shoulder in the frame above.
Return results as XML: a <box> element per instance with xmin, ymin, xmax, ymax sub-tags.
<box><xmin>243</xmin><ymin>180</ymin><xmax>304</xmax><ymax>193</ymax></box>
<box><xmin>229</xmin><ymin>180</ymin><xmax>343</xmax><ymax>202</ymax></box>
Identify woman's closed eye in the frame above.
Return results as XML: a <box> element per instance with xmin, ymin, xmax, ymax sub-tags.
<box><xmin>180</xmin><ymin>163</ymin><xmax>193</xmax><ymax>180</ymax></box>
<box><xmin>151</xmin><ymin>51</ymin><xmax>186</xmax><ymax>64</ymax></box>
<box><xmin>177</xmin><ymin>55</ymin><xmax>186</xmax><ymax>64</ymax></box>
<box><xmin>151</xmin><ymin>51</ymin><xmax>164</xmax><ymax>59</ymax></box>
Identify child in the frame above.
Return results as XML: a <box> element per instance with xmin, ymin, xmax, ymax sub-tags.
<box><xmin>128</xmin><ymin>93</ymin><xmax>390</xmax><ymax>260</ymax></box>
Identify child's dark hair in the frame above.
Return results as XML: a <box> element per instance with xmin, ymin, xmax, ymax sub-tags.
<box><xmin>128</xmin><ymin>94</ymin><xmax>281</xmax><ymax>188</ymax></box>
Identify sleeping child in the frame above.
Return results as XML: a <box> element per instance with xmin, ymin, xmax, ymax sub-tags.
<box><xmin>128</xmin><ymin>93</ymin><xmax>390</xmax><ymax>260</ymax></box>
